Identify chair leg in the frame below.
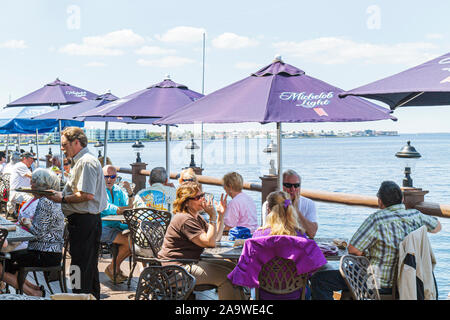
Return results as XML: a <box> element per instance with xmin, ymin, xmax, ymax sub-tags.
<box><xmin>17</xmin><ymin>270</ymin><xmax>28</xmax><ymax>295</ymax></box>
<box><xmin>128</xmin><ymin>261</ymin><xmax>137</xmax><ymax>288</ymax></box>
<box><xmin>111</xmin><ymin>244</ymin><xmax>119</xmax><ymax>285</ymax></box>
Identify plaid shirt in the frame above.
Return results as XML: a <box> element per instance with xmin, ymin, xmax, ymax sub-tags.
<box><xmin>350</xmin><ymin>204</ymin><xmax>439</xmax><ymax>288</ymax></box>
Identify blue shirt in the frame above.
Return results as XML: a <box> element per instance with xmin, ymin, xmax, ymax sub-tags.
<box><xmin>100</xmin><ymin>184</ymin><xmax>129</xmax><ymax>231</ymax></box>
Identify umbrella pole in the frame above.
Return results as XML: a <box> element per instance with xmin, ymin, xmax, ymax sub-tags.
<box><xmin>165</xmin><ymin>125</ymin><xmax>170</xmax><ymax>177</ymax></box>
<box><xmin>35</xmin><ymin>129</ymin><xmax>39</xmax><ymax>168</ymax></box>
<box><xmin>103</xmin><ymin>121</ymin><xmax>109</xmax><ymax>166</ymax></box>
<box><xmin>5</xmin><ymin>134</ymin><xmax>8</xmax><ymax>157</ymax></box>
<box><xmin>277</xmin><ymin>122</ymin><xmax>282</xmax><ymax>191</ymax></box>
<box><xmin>57</xmin><ymin>104</ymin><xmax>64</xmax><ymax>172</ymax></box>
<box><xmin>200</xmin><ymin>32</ymin><xmax>206</xmax><ymax>169</ymax></box>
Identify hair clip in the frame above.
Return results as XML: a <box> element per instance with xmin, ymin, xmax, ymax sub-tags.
<box><xmin>284</xmin><ymin>199</ymin><xmax>291</xmax><ymax>209</ymax></box>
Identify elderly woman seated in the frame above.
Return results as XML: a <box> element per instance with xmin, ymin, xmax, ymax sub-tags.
<box><xmin>158</xmin><ymin>181</ymin><xmax>245</xmax><ymax>300</ymax></box>
<box><xmin>0</xmin><ymin>168</ymin><xmax>65</xmax><ymax>297</ymax></box>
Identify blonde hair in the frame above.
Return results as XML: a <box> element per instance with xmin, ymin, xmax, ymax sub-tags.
<box><xmin>261</xmin><ymin>191</ymin><xmax>304</xmax><ymax>236</ymax></box>
<box><xmin>222</xmin><ymin>172</ymin><xmax>243</xmax><ymax>192</ymax></box>
<box><xmin>173</xmin><ymin>182</ymin><xmax>202</xmax><ymax>214</ymax></box>
<box><xmin>178</xmin><ymin>167</ymin><xmax>198</xmax><ymax>184</ymax></box>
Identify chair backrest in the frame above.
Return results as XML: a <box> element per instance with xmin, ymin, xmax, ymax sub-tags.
<box><xmin>339</xmin><ymin>255</ymin><xmax>381</xmax><ymax>300</ymax></box>
<box><xmin>140</xmin><ymin>219</ymin><xmax>168</xmax><ymax>257</ymax></box>
<box><xmin>257</xmin><ymin>256</ymin><xmax>309</xmax><ymax>300</ymax></box>
<box><xmin>135</xmin><ymin>265</ymin><xmax>195</xmax><ymax>300</ymax></box>
<box><xmin>0</xmin><ymin>173</ymin><xmax>10</xmax><ymax>201</ymax></box>
<box><xmin>0</xmin><ymin>228</ymin><xmax>8</xmax><ymax>248</ymax></box>
<box><xmin>123</xmin><ymin>207</ymin><xmax>172</xmax><ymax>250</ymax></box>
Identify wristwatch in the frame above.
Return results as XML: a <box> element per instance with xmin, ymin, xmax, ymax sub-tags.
<box><xmin>61</xmin><ymin>196</ymin><xmax>67</xmax><ymax>204</ymax></box>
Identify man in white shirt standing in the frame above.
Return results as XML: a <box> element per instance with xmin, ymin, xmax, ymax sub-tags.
<box><xmin>262</xmin><ymin>169</ymin><xmax>318</xmax><ymax>238</ymax></box>
<box><xmin>0</xmin><ymin>151</ymin><xmax>6</xmax><ymax>174</ymax></box>
<box><xmin>7</xmin><ymin>152</ymin><xmax>35</xmax><ymax>217</ymax></box>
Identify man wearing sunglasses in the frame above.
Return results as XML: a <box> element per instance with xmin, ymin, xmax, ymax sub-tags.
<box><xmin>262</xmin><ymin>169</ymin><xmax>318</xmax><ymax>238</ymax></box>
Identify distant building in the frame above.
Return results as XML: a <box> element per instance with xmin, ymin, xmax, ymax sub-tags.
<box><xmin>85</xmin><ymin>128</ymin><xmax>146</xmax><ymax>142</ymax></box>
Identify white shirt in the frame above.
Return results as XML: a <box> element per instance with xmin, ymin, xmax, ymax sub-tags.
<box><xmin>224</xmin><ymin>192</ymin><xmax>259</xmax><ymax>233</ymax></box>
<box><xmin>10</xmin><ymin>162</ymin><xmax>31</xmax><ymax>191</ymax></box>
<box><xmin>261</xmin><ymin>195</ymin><xmax>318</xmax><ymax>225</ymax></box>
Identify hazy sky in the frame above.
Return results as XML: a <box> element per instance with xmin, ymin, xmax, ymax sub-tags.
<box><xmin>0</xmin><ymin>0</ymin><xmax>449</xmax><ymax>133</ymax></box>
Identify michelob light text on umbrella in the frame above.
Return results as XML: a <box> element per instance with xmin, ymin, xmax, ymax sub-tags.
<box><xmin>279</xmin><ymin>91</ymin><xmax>334</xmax><ymax>108</ymax></box>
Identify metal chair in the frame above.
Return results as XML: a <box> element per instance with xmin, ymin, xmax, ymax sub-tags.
<box><xmin>99</xmin><ymin>241</ymin><xmax>120</xmax><ymax>284</ymax></box>
<box><xmin>135</xmin><ymin>265</ymin><xmax>196</xmax><ymax>300</ymax></box>
<box><xmin>16</xmin><ymin>223</ymin><xmax>69</xmax><ymax>295</ymax></box>
<box><xmin>0</xmin><ymin>228</ymin><xmax>10</xmax><ymax>293</ymax></box>
<box><xmin>256</xmin><ymin>256</ymin><xmax>309</xmax><ymax>300</ymax></box>
<box><xmin>339</xmin><ymin>254</ymin><xmax>381</xmax><ymax>300</ymax></box>
<box><xmin>0</xmin><ymin>173</ymin><xmax>11</xmax><ymax>217</ymax></box>
<box><xmin>123</xmin><ymin>207</ymin><xmax>172</xmax><ymax>287</ymax></box>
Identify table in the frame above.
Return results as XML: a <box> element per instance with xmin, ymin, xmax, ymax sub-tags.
<box><xmin>101</xmin><ymin>214</ymin><xmax>125</xmax><ymax>222</ymax></box>
<box><xmin>201</xmin><ymin>237</ymin><xmax>347</xmax><ymax>262</ymax></box>
<box><xmin>0</xmin><ymin>216</ymin><xmax>36</xmax><ymax>243</ymax></box>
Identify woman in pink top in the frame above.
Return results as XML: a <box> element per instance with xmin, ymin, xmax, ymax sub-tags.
<box><xmin>221</xmin><ymin>172</ymin><xmax>258</xmax><ymax>233</ymax></box>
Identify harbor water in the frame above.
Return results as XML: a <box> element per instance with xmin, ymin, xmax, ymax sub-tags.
<box><xmin>40</xmin><ymin>133</ymin><xmax>450</xmax><ymax>299</ymax></box>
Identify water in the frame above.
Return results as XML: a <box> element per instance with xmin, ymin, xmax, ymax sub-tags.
<box><xmin>38</xmin><ymin>133</ymin><xmax>450</xmax><ymax>299</ymax></box>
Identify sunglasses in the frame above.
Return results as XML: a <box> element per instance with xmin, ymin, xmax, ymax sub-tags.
<box><xmin>104</xmin><ymin>175</ymin><xmax>117</xmax><ymax>179</ymax></box>
<box><xmin>189</xmin><ymin>193</ymin><xmax>205</xmax><ymax>201</ymax></box>
<box><xmin>183</xmin><ymin>178</ymin><xmax>194</xmax><ymax>182</ymax></box>
<box><xmin>283</xmin><ymin>182</ymin><xmax>300</xmax><ymax>189</ymax></box>
<box><xmin>63</xmin><ymin>162</ymin><xmax>70</xmax><ymax>166</ymax></box>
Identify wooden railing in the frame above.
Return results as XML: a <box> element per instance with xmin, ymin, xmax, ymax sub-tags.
<box><xmin>113</xmin><ymin>166</ymin><xmax>450</xmax><ymax>219</ymax></box>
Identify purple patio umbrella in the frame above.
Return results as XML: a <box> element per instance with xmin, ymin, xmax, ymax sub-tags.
<box><xmin>155</xmin><ymin>56</ymin><xmax>396</xmax><ymax>189</ymax></box>
<box><xmin>6</xmin><ymin>78</ymin><xmax>98</xmax><ymax>169</ymax></box>
<box><xmin>80</xmin><ymin>76</ymin><xmax>204</xmax><ymax>173</ymax></box>
<box><xmin>6</xmin><ymin>78</ymin><xmax>97</xmax><ymax>107</ymax></box>
<box><xmin>34</xmin><ymin>92</ymin><xmax>158</xmax><ymax>165</ymax></box>
<box><xmin>339</xmin><ymin>52</ymin><xmax>450</xmax><ymax>109</ymax></box>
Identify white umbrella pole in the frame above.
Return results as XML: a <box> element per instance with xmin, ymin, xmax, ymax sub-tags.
<box><xmin>165</xmin><ymin>125</ymin><xmax>170</xmax><ymax>177</ymax></box>
<box><xmin>58</xmin><ymin>104</ymin><xmax>64</xmax><ymax>172</ymax></box>
<box><xmin>35</xmin><ymin>129</ymin><xmax>39</xmax><ymax>168</ymax></box>
<box><xmin>277</xmin><ymin>122</ymin><xmax>282</xmax><ymax>191</ymax></box>
<box><xmin>200</xmin><ymin>33</ymin><xmax>206</xmax><ymax>169</ymax></box>
<box><xmin>103</xmin><ymin>121</ymin><xmax>109</xmax><ymax>166</ymax></box>
<box><xmin>5</xmin><ymin>134</ymin><xmax>8</xmax><ymax>157</ymax></box>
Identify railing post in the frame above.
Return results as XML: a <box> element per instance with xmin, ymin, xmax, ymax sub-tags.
<box><xmin>131</xmin><ymin>162</ymin><xmax>147</xmax><ymax>193</ymax></box>
<box><xmin>402</xmin><ymin>187</ymin><xmax>429</xmax><ymax>209</ymax></box>
<box><xmin>260</xmin><ymin>174</ymin><xmax>278</xmax><ymax>205</ymax></box>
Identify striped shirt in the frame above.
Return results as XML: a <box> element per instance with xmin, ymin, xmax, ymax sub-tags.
<box><xmin>350</xmin><ymin>204</ymin><xmax>438</xmax><ymax>288</ymax></box>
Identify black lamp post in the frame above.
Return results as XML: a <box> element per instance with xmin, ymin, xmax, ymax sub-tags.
<box><xmin>94</xmin><ymin>140</ymin><xmax>104</xmax><ymax>158</ymax></box>
<box><xmin>395</xmin><ymin>141</ymin><xmax>421</xmax><ymax>188</ymax></box>
<box><xmin>185</xmin><ymin>138</ymin><xmax>200</xmax><ymax>167</ymax></box>
<box><xmin>132</xmin><ymin>140</ymin><xmax>144</xmax><ymax>163</ymax></box>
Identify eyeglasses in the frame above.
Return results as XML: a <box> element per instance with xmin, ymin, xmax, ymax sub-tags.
<box><xmin>189</xmin><ymin>193</ymin><xmax>205</xmax><ymax>201</ymax></box>
<box><xmin>183</xmin><ymin>178</ymin><xmax>194</xmax><ymax>182</ymax></box>
<box><xmin>104</xmin><ymin>175</ymin><xmax>117</xmax><ymax>179</ymax></box>
<box><xmin>283</xmin><ymin>182</ymin><xmax>300</xmax><ymax>189</ymax></box>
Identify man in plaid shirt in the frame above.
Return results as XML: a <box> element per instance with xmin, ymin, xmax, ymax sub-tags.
<box><xmin>310</xmin><ymin>181</ymin><xmax>441</xmax><ymax>300</ymax></box>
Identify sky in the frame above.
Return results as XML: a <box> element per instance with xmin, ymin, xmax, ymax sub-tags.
<box><xmin>0</xmin><ymin>0</ymin><xmax>449</xmax><ymax>134</ymax></box>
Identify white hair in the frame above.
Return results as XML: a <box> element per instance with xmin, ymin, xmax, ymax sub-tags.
<box><xmin>31</xmin><ymin>168</ymin><xmax>60</xmax><ymax>191</ymax></box>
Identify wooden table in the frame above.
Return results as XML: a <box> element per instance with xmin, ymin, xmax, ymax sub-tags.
<box><xmin>0</xmin><ymin>216</ymin><xmax>35</xmax><ymax>243</ymax></box>
<box><xmin>201</xmin><ymin>237</ymin><xmax>347</xmax><ymax>262</ymax></box>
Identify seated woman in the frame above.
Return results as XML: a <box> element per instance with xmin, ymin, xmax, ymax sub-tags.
<box><xmin>254</xmin><ymin>190</ymin><xmax>306</xmax><ymax>238</ymax></box>
<box><xmin>158</xmin><ymin>181</ymin><xmax>245</xmax><ymax>300</ymax></box>
<box><xmin>0</xmin><ymin>168</ymin><xmax>65</xmax><ymax>296</ymax></box>
<box><xmin>100</xmin><ymin>165</ymin><xmax>133</xmax><ymax>284</ymax></box>
<box><xmin>178</xmin><ymin>167</ymin><xmax>198</xmax><ymax>184</ymax></box>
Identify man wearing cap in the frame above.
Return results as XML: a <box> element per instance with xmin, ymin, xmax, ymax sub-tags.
<box><xmin>46</xmin><ymin>127</ymin><xmax>107</xmax><ymax>300</ymax></box>
<box><xmin>6</xmin><ymin>152</ymin><xmax>35</xmax><ymax>218</ymax></box>
<box><xmin>261</xmin><ymin>169</ymin><xmax>318</xmax><ymax>238</ymax></box>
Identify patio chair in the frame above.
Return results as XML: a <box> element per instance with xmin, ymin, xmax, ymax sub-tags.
<box><xmin>339</xmin><ymin>254</ymin><xmax>381</xmax><ymax>300</ymax></box>
<box><xmin>123</xmin><ymin>207</ymin><xmax>172</xmax><ymax>287</ymax></box>
<box><xmin>0</xmin><ymin>228</ymin><xmax>10</xmax><ymax>293</ymax></box>
<box><xmin>256</xmin><ymin>256</ymin><xmax>309</xmax><ymax>300</ymax></box>
<box><xmin>16</xmin><ymin>222</ymin><xmax>69</xmax><ymax>295</ymax></box>
<box><xmin>135</xmin><ymin>265</ymin><xmax>196</xmax><ymax>300</ymax></box>
<box><xmin>0</xmin><ymin>173</ymin><xmax>10</xmax><ymax>217</ymax></box>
